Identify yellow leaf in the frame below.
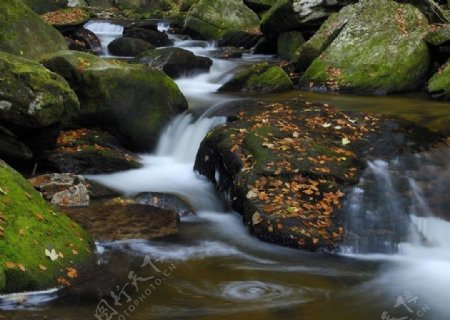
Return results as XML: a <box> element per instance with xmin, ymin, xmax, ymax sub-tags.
<box><xmin>45</xmin><ymin>248</ymin><xmax>59</xmax><ymax>261</ymax></box>
<box><xmin>17</xmin><ymin>263</ymin><xmax>26</xmax><ymax>272</ymax></box>
<box><xmin>39</xmin><ymin>264</ymin><xmax>47</xmax><ymax>271</ymax></box>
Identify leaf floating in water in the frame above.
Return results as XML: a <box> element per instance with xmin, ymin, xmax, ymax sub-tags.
<box><xmin>45</xmin><ymin>248</ymin><xmax>59</xmax><ymax>261</ymax></box>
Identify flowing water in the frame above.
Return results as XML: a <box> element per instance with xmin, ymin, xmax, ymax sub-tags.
<box><xmin>1</xmin><ymin>21</ymin><xmax>450</xmax><ymax>320</ymax></box>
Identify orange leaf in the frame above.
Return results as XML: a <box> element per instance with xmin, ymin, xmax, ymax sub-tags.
<box><xmin>66</xmin><ymin>267</ymin><xmax>78</xmax><ymax>279</ymax></box>
<box><xmin>5</xmin><ymin>261</ymin><xmax>16</xmax><ymax>269</ymax></box>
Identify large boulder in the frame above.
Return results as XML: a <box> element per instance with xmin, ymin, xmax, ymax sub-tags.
<box><xmin>299</xmin><ymin>0</ymin><xmax>430</xmax><ymax>94</ymax></box>
<box><xmin>219</xmin><ymin>63</ymin><xmax>294</xmax><ymax>93</ymax></box>
<box><xmin>0</xmin><ymin>51</ymin><xmax>79</xmax><ymax>129</ymax></box>
<box><xmin>45</xmin><ymin>128</ymin><xmax>142</xmax><ymax>174</ymax></box>
<box><xmin>108</xmin><ymin>37</ymin><xmax>155</xmax><ymax>57</ymax></box>
<box><xmin>114</xmin><ymin>0</ymin><xmax>179</xmax><ymax>13</ymax></box>
<box><xmin>41</xmin><ymin>51</ymin><xmax>188</xmax><ymax>151</ymax></box>
<box><xmin>194</xmin><ymin>100</ymin><xmax>444</xmax><ymax>251</ymax></box>
<box><xmin>0</xmin><ymin>0</ymin><xmax>68</xmax><ymax>60</ymax></box>
<box><xmin>428</xmin><ymin>60</ymin><xmax>450</xmax><ymax>100</ymax></box>
<box><xmin>40</xmin><ymin>7</ymin><xmax>91</xmax><ymax>29</ymax></box>
<box><xmin>184</xmin><ymin>0</ymin><xmax>261</xmax><ymax>40</ymax></box>
<box><xmin>0</xmin><ymin>127</ymin><xmax>33</xmax><ymax>162</ymax></box>
<box><xmin>0</xmin><ymin>160</ymin><xmax>95</xmax><ymax>293</ymax></box>
<box><xmin>133</xmin><ymin>47</ymin><xmax>213</xmax><ymax>78</ymax></box>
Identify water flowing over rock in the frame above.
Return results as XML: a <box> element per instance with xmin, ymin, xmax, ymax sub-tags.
<box><xmin>194</xmin><ymin>99</ymin><xmax>445</xmax><ymax>251</ymax></box>
<box><xmin>299</xmin><ymin>0</ymin><xmax>430</xmax><ymax>94</ymax></box>
<box><xmin>0</xmin><ymin>160</ymin><xmax>95</xmax><ymax>293</ymax></box>
<box><xmin>41</xmin><ymin>50</ymin><xmax>188</xmax><ymax>151</ymax></box>
<box><xmin>219</xmin><ymin>63</ymin><xmax>294</xmax><ymax>93</ymax></box>
<box><xmin>0</xmin><ymin>0</ymin><xmax>68</xmax><ymax>60</ymax></box>
<box><xmin>135</xmin><ymin>192</ymin><xmax>195</xmax><ymax>216</ymax></box>
<box><xmin>0</xmin><ymin>51</ymin><xmax>79</xmax><ymax>128</ymax></box>
<box><xmin>133</xmin><ymin>47</ymin><xmax>213</xmax><ymax>78</ymax></box>
<box><xmin>184</xmin><ymin>0</ymin><xmax>261</xmax><ymax>40</ymax></box>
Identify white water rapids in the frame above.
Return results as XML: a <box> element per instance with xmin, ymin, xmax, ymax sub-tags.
<box><xmin>1</xmin><ymin>21</ymin><xmax>449</xmax><ymax>320</ymax></box>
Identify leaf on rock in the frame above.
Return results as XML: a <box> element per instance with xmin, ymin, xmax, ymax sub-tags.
<box><xmin>45</xmin><ymin>248</ymin><xmax>59</xmax><ymax>261</ymax></box>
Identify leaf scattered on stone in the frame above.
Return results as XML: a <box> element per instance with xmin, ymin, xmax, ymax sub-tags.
<box><xmin>57</xmin><ymin>276</ymin><xmax>71</xmax><ymax>287</ymax></box>
<box><xmin>45</xmin><ymin>248</ymin><xmax>59</xmax><ymax>261</ymax></box>
<box><xmin>17</xmin><ymin>263</ymin><xmax>26</xmax><ymax>272</ymax></box>
<box><xmin>5</xmin><ymin>261</ymin><xmax>16</xmax><ymax>269</ymax></box>
<box><xmin>39</xmin><ymin>264</ymin><xmax>47</xmax><ymax>271</ymax></box>
<box><xmin>342</xmin><ymin>137</ymin><xmax>351</xmax><ymax>145</ymax></box>
<box><xmin>66</xmin><ymin>267</ymin><xmax>78</xmax><ymax>279</ymax></box>
<box><xmin>19</xmin><ymin>228</ymin><xmax>25</xmax><ymax>236</ymax></box>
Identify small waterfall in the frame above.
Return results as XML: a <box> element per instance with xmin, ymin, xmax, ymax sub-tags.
<box><xmin>84</xmin><ymin>21</ymin><xmax>124</xmax><ymax>56</ymax></box>
<box><xmin>156</xmin><ymin>113</ymin><xmax>226</xmax><ymax>163</ymax></box>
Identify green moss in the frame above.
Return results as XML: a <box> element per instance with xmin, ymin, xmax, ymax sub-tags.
<box><xmin>277</xmin><ymin>31</ymin><xmax>305</xmax><ymax>61</ymax></box>
<box><xmin>428</xmin><ymin>60</ymin><xmax>450</xmax><ymax>100</ymax></box>
<box><xmin>0</xmin><ymin>51</ymin><xmax>79</xmax><ymax>128</ymax></box>
<box><xmin>0</xmin><ymin>0</ymin><xmax>67</xmax><ymax>60</ymax></box>
<box><xmin>300</xmin><ymin>0</ymin><xmax>430</xmax><ymax>94</ymax></box>
<box><xmin>0</xmin><ymin>267</ymin><xmax>4</xmax><ymax>292</ymax></box>
<box><xmin>184</xmin><ymin>0</ymin><xmax>260</xmax><ymax>39</ymax></box>
<box><xmin>0</xmin><ymin>160</ymin><xmax>95</xmax><ymax>293</ymax></box>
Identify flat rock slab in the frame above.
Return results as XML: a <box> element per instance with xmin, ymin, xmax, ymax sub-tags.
<box><xmin>62</xmin><ymin>204</ymin><xmax>179</xmax><ymax>241</ymax></box>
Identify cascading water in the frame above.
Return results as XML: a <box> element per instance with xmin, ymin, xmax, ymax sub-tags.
<box><xmin>84</xmin><ymin>21</ymin><xmax>124</xmax><ymax>56</ymax></box>
<box><xmin>3</xmin><ymin>20</ymin><xmax>450</xmax><ymax>320</ymax></box>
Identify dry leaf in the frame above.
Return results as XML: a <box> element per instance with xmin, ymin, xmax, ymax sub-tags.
<box><xmin>39</xmin><ymin>264</ymin><xmax>47</xmax><ymax>271</ymax></box>
<box><xmin>66</xmin><ymin>267</ymin><xmax>78</xmax><ymax>279</ymax></box>
<box><xmin>45</xmin><ymin>248</ymin><xmax>59</xmax><ymax>261</ymax></box>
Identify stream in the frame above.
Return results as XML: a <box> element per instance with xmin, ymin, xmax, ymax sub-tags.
<box><xmin>0</xmin><ymin>21</ymin><xmax>449</xmax><ymax>320</ymax></box>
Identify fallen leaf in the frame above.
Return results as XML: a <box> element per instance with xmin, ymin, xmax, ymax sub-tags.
<box><xmin>66</xmin><ymin>267</ymin><xmax>78</xmax><ymax>279</ymax></box>
<box><xmin>45</xmin><ymin>248</ymin><xmax>59</xmax><ymax>261</ymax></box>
<box><xmin>5</xmin><ymin>261</ymin><xmax>16</xmax><ymax>269</ymax></box>
<box><xmin>39</xmin><ymin>264</ymin><xmax>47</xmax><ymax>271</ymax></box>
<box><xmin>342</xmin><ymin>137</ymin><xmax>351</xmax><ymax>145</ymax></box>
<box><xmin>17</xmin><ymin>263</ymin><xmax>26</xmax><ymax>272</ymax></box>
<box><xmin>57</xmin><ymin>276</ymin><xmax>71</xmax><ymax>287</ymax></box>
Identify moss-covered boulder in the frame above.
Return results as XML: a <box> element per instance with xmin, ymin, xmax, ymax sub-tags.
<box><xmin>46</xmin><ymin>128</ymin><xmax>142</xmax><ymax>174</ymax></box>
<box><xmin>133</xmin><ymin>47</ymin><xmax>213</xmax><ymax>78</ymax></box>
<box><xmin>184</xmin><ymin>0</ymin><xmax>260</xmax><ymax>40</ymax></box>
<box><xmin>0</xmin><ymin>51</ymin><xmax>79</xmax><ymax>129</ymax></box>
<box><xmin>180</xmin><ymin>0</ymin><xmax>200</xmax><ymax>12</ymax></box>
<box><xmin>0</xmin><ymin>160</ymin><xmax>95</xmax><ymax>293</ymax></box>
<box><xmin>194</xmin><ymin>100</ymin><xmax>444</xmax><ymax>251</ymax></box>
<box><xmin>108</xmin><ymin>37</ymin><xmax>154</xmax><ymax>57</ymax></box>
<box><xmin>277</xmin><ymin>31</ymin><xmax>305</xmax><ymax>61</ymax></box>
<box><xmin>0</xmin><ymin>0</ymin><xmax>68</xmax><ymax>60</ymax></box>
<box><xmin>218</xmin><ymin>30</ymin><xmax>261</xmax><ymax>49</ymax></box>
<box><xmin>424</xmin><ymin>23</ymin><xmax>450</xmax><ymax>46</ymax></box>
<box><xmin>219</xmin><ymin>63</ymin><xmax>294</xmax><ymax>93</ymax></box>
<box><xmin>428</xmin><ymin>60</ymin><xmax>450</xmax><ymax>100</ymax></box>
<box><xmin>115</xmin><ymin>0</ymin><xmax>179</xmax><ymax>13</ymax></box>
<box><xmin>42</xmin><ymin>50</ymin><xmax>188</xmax><ymax>151</ymax></box>
<box><xmin>300</xmin><ymin>0</ymin><xmax>430</xmax><ymax>94</ymax></box>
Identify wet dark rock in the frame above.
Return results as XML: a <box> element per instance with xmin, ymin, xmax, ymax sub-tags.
<box><xmin>123</xmin><ymin>20</ymin><xmax>160</xmax><ymax>32</ymax></box>
<box><xmin>194</xmin><ymin>99</ymin><xmax>445</xmax><ymax>251</ymax></box>
<box><xmin>108</xmin><ymin>37</ymin><xmax>155</xmax><ymax>57</ymax></box>
<box><xmin>135</xmin><ymin>192</ymin><xmax>195</xmax><ymax>216</ymax></box>
<box><xmin>219</xmin><ymin>62</ymin><xmax>294</xmax><ymax>93</ymax></box>
<box><xmin>64</xmin><ymin>27</ymin><xmax>102</xmax><ymax>54</ymax></box>
<box><xmin>244</xmin><ymin>0</ymin><xmax>278</xmax><ymax>12</ymax></box>
<box><xmin>218</xmin><ymin>30</ymin><xmax>261</xmax><ymax>49</ymax></box>
<box><xmin>133</xmin><ymin>47</ymin><xmax>213</xmax><ymax>78</ymax></box>
<box><xmin>123</xmin><ymin>28</ymin><xmax>173</xmax><ymax>47</ymax></box>
<box><xmin>62</xmin><ymin>203</ymin><xmax>179</xmax><ymax>241</ymax></box>
<box><xmin>0</xmin><ymin>128</ymin><xmax>33</xmax><ymax>162</ymax></box>
<box><xmin>45</xmin><ymin>128</ymin><xmax>141</xmax><ymax>174</ymax></box>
